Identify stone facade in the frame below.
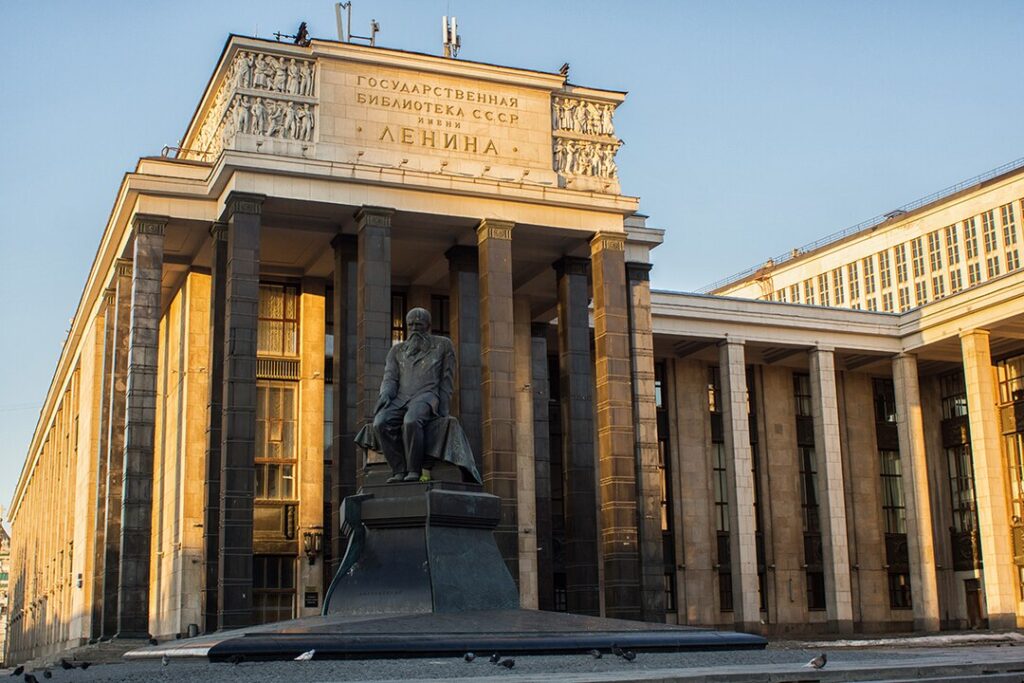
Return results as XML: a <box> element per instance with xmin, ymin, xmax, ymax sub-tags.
<box><xmin>6</xmin><ymin>33</ymin><xmax>1024</xmax><ymax>665</ymax></box>
<box><xmin>0</xmin><ymin>524</ymin><xmax>9</xmax><ymax>665</ymax></box>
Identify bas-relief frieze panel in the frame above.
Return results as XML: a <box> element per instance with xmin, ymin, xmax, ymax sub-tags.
<box><xmin>187</xmin><ymin>50</ymin><xmax>319</xmax><ymax>161</ymax></box>
<box><xmin>551</xmin><ymin>96</ymin><xmax>622</xmax><ymax>188</ymax></box>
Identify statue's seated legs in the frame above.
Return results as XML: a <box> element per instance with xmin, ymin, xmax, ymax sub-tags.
<box><xmin>372</xmin><ymin>400</ymin><xmax>433</xmax><ymax>482</ymax></box>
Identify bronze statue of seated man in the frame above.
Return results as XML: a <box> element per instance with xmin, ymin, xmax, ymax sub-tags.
<box><xmin>355</xmin><ymin>307</ymin><xmax>481</xmax><ymax>485</ymax></box>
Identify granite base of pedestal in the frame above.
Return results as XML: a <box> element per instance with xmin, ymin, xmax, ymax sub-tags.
<box><xmin>322</xmin><ymin>470</ymin><xmax>520</xmax><ymax>616</ymax></box>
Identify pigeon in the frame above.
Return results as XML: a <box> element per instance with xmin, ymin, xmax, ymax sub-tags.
<box><xmin>588</xmin><ymin>649</ymin><xmax>602</xmax><ymax>659</ymax></box>
<box><xmin>40</xmin><ymin>672</ymin><xmax>51</xmax><ymax>681</ymax></box>
<box><xmin>227</xmin><ymin>654</ymin><xmax>245</xmax><ymax>666</ymax></box>
<box><xmin>463</xmin><ymin>652</ymin><xmax>476</xmax><ymax>662</ymax></box>
<box><xmin>611</xmin><ymin>644</ymin><xmax>624</xmax><ymax>658</ymax></box>
<box><xmin>489</xmin><ymin>653</ymin><xmax>501</xmax><ymax>664</ymax></box>
<box><xmin>805</xmin><ymin>653</ymin><xmax>827</xmax><ymax>669</ymax></box>
<box><xmin>10</xmin><ymin>666</ymin><xmax>24</xmax><ymax>676</ymax></box>
<box><xmin>294</xmin><ymin>649</ymin><xmax>316</xmax><ymax>661</ymax></box>
<box><xmin>622</xmin><ymin>650</ymin><xmax>637</xmax><ymax>662</ymax></box>
<box><xmin>22</xmin><ymin>675</ymin><xmax>37</xmax><ymax>683</ymax></box>
<box><xmin>162</xmin><ymin>654</ymin><xmax>170</xmax><ymax>667</ymax></box>
<box><xmin>499</xmin><ymin>659</ymin><xmax>515</xmax><ymax>669</ymax></box>
<box><xmin>59</xmin><ymin>660</ymin><xmax>73</xmax><ymax>671</ymax></box>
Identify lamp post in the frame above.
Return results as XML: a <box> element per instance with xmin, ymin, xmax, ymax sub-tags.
<box><xmin>303</xmin><ymin>529</ymin><xmax>323</xmax><ymax>565</ymax></box>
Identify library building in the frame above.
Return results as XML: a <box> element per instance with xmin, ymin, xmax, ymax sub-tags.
<box><xmin>6</xmin><ymin>31</ymin><xmax>1024</xmax><ymax>664</ymax></box>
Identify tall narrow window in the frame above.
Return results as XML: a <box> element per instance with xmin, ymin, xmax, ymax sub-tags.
<box><xmin>818</xmin><ymin>273</ymin><xmax>830</xmax><ymax>307</ymax></box>
<box><xmin>430</xmin><ymin>295</ymin><xmax>450</xmax><ymax>336</ymax></box>
<box><xmin>945</xmin><ymin>224</ymin><xmax>961</xmax><ymax>266</ymax></box>
<box><xmin>950</xmin><ymin>269</ymin><xmax>963</xmax><ymax>293</ymax></box>
<box><xmin>832</xmin><ymin>267</ymin><xmax>845</xmax><ymax>305</ymax></box>
<box><xmin>911</xmin><ymin>237</ymin><xmax>925</xmax><ymax>278</ymax></box>
<box><xmin>928</xmin><ymin>231</ymin><xmax>943</xmax><ymax>272</ymax></box>
<box><xmin>1002</xmin><ymin>203</ymin><xmax>1018</xmax><ymax>247</ymax></box>
<box><xmin>964</xmin><ymin>217</ymin><xmax>979</xmax><ymax>259</ymax></box>
<box><xmin>804</xmin><ymin>279</ymin><xmax>815</xmax><ymax>305</ymax></box>
<box><xmin>790</xmin><ymin>283</ymin><xmax>801</xmax><ymax>304</ymax></box>
<box><xmin>895</xmin><ymin>244</ymin><xmax>909</xmax><ymax>284</ymax></box>
<box><xmin>258</xmin><ymin>283</ymin><xmax>300</xmax><ymax>356</ymax></box>
<box><xmin>987</xmin><ymin>255</ymin><xmax>1001</xmax><ymax>278</ymax></box>
<box><xmin>255</xmin><ymin>382</ymin><xmax>297</xmax><ymax>500</ymax></box>
<box><xmin>982</xmin><ymin>210</ymin><xmax>998</xmax><ymax>253</ymax></box>
<box><xmin>847</xmin><ymin>262</ymin><xmax>860</xmax><ymax>301</ymax></box>
<box><xmin>878</xmin><ymin>250</ymin><xmax>892</xmax><ymax>289</ymax></box>
<box><xmin>391</xmin><ymin>293</ymin><xmax>407</xmax><ymax>344</ymax></box>
<box><xmin>968</xmin><ymin>262</ymin><xmax>982</xmax><ymax>285</ymax></box>
<box><xmin>863</xmin><ymin>255</ymin><xmax>876</xmax><ymax>294</ymax></box>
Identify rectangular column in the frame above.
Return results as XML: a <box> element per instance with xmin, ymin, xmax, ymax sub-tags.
<box><xmin>116</xmin><ymin>214</ymin><xmax>167</xmax><ymax>638</ymax></box>
<box><xmin>101</xmin><ymin>261</ymin><xmax>132</xmax><ymax>638</ymax></box>
<box><xmin>809</xmin><ymin>347</ymin><xmax>854</xmax><ymax>633</ymax></box>
<box><xmin>514</xmin><ymin>298</ymin><xmax>538</xmax><ymax>608</ymax></box>
<box><xmin>299</xmin><ymin>280</ymin><xmax>326</xmax><ymax>615</ymax></box>
<box><xmin>892</xmin><ymin>353</ymin><xmax>941</xmax><ymax>631</ymax></box>
<box><xmin>330</xmin><ymin>234</ymin><xmax>357</xmax><ymax>574</ymax></box>
<box><xmin>530</xmin><ymin>323</ymin><xmax>555</xmax><ymax>611</ymax></box>
<box><xmin>960</xmin><ymin>329</ymin><xmax>1018</xmax><ymax>629</ymax></box>
<box><xmin>591</xmin><ymin>232</ymin><xmax>641</xmax><ymax>621</ymax></box>
<box><xmin>217</xmin><ymin>193</ymin><xmax>263</xmax><ymax>630</ymax></box>
<box><xmin>202</xmin><ymin>221</ymin><xmax>227</xmax><ymax>634</ymax></box>
<box><xmin>477</xmin><ymin>219</ymin><xmax>519</xmax><ymax>579</ymax></box>
<box><xmin>355</xmin><ymin>207</ymin><xmax>393</xmax><ymax>477</ymax></box>
<box><xmin>446</xmin><ymin>246</ymin><xmax>483</xmax><ymax>467</ymax></box>
<box><xmin>555</xmin><ymin>256</ymin><xmax>600</xmax><ymax>615</ymax></box>
<box><xmin>90</xmin><ymin>287</ymin><xmax>115</xmax><ymax>640</ymax></box>
<box><xmin>719</xmin><ymin>340</ymin><xmax>761</xmax><ymax>632</ymax></box>
<box><xmin>626</xmin><ymin>262</ymin><xmax>667</xmax><ymax>623</ymax></box>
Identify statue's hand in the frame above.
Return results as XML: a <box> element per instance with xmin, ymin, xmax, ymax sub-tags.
<box><xmin>374</xmin><ymin>394</ymin><xmax>390</xmax><ymax>414</ymax></box>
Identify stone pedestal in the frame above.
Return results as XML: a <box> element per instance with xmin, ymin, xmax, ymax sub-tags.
<box><xmin>323</xmin><ymin>475</ymin><xmax>520</xmax><ymax>616</ymax></box>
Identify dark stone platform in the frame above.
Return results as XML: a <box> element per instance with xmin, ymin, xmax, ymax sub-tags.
<box><xmin>126</xmin><ymin>609</ymin><xmax>766</xmax><ymax>661</ymax></box>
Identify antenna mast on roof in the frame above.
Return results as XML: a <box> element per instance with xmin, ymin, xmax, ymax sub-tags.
<box><xmin>336</xmin><ymin>2</ymin><xmax>380</xmax><ymax>46</ymax></box>
<box><xmin>442</xmin><ymin>15</ymin><xmax>460</xmax><ymax>58</ymax></box>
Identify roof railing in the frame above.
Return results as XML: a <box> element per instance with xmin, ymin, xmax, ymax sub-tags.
<box><xmin>697</xmin><ymin>155</ymin><xmax>1024</xmax><ymax>293</ymax></box>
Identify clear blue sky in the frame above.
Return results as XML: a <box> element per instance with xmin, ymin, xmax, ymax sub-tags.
<box><xmin>3</xmin><ymin>0</ymin><xmax>1024</xmax><ymax>513</ymax></box>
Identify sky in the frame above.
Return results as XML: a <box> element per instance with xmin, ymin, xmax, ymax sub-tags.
<box><xmin>3</xmin><ymin>0</ymin><xmax>1024</xmax><ymax>513</ymax></box>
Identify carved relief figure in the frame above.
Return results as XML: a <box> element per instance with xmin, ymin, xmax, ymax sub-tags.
<box><xmin>286</xmin><ymin>58</ymin><xmax>300</xmax><ymax>95</ymax></box>
<box><xmin>299</xmin><ymin>61</ymin><xmax>313</xmax><ymax>96</ymax></box>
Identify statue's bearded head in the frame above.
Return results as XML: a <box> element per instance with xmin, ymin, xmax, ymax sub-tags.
<box><xmin>405</xmin><ymin>307</ymin><xmax>432</xmax><ymax>355</ymax></box>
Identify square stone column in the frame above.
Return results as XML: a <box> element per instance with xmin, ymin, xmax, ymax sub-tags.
<box><xmin>202</xmin><ymin>221</ymin><xmax>227</xmax><ymax>634</ymax></box>
<box><xmin>808</xmin><ymin>347</ymin><xmax>854</xmax><ymax>633</ymax></box>
<box><xmin>299</xmin><ymin>280</ymin><xmax>326</xmax><ymax>615</ymax></box>
<box><xmin>446</xmin><ymin>246</ymin><xmax>483</xmax><ymax>468</ymax></box>
<box><xmin>355</xmin><ymin>207</ymin><xmax>394</xmax><ymax>477</ymax></box>
<box><xmin>116</xmin><ymin>214</ymin><xmax>167</xmax><ymax>638</ymax></box>
<box><xmin>591</xmin><ymin>232</ymin><xmax>641</xmax><ymax>621</ymax></box>
<box><xmin>90</xmin><ymin>287</ymin><xmax>115</xmax><ymax>640</ymax></box>
<box><xmin>101</xmin><ymin>261</ymin><xmax>132</xmax><ymax>638</ymax></box>
<box><xmin>514</xmin><ymin>297</ymin><xmax>538</xmax><ymax>608</ymax></box>
<box><xmin>891</xmin><ymin>353</ymin><xmax>941</xmax><ymax>632</ymax></box>
<box><xmin>330</xmin><ymin>234</ymin><xmax>357</xmax><ymax>574</ymax></box>
<box><xmin>554</xmin><ymin>256</ymin><xmax>600</xmax><ymax>615</ymax></box>
<box><xmin>530</xmin><ymin>322</ymin><xmax>555</xmax><ymax>611</ymax></box>
<box><xmin>960</xmin><ymin>329</ymin><xmax>1018</xmax><ymax>629</ymax></box>
<box><xmin>626</xmin><ymin>262</ymin><xmax>667</xmax><ymax>623</ymax></box>
<box><xmin>718</xmin><ymin>340</ymin><xmax>761</xmax><ymax>633</ymax></box>
<box><xmin>477</xmin><ymin>219</ymin><xmax>518</xmax><ymax>579</ymax></box>
<box><xmin>217</xmin><ymin>193</ymin><xmax>263</xmax><ymax>631</ymax></box>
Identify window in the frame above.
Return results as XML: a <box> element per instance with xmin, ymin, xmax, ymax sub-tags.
<box><xmin>253</xmin><ymin>555</ymin><xmax>296</xmax><ymax>625</ymax></box>
<box><xmin>707</xmin><ymin>367</ymin><xmax>720</xmax><ymax>413</ymax></box>
<box><xmin>911</xmin><ymin>237</ymin><xmax>925</xmax><ymax>278</ymax></box>
<box><xmin>793</xmin><ymin>373</ymin><xmax>812</xmax><ymax>417</ymax></box>
<box><xmin>790</xmin><ymin>283</ymin><xmax>801</xmax><ymax>304</ymax></box>
<box><xmin>928</xmin><ymin>231</ymin><xmax>943</xmax><ymax>272</ymax></box>
<box><xmin>940</xmin><ymin>372</ymin><xmax>968</xmax><ymax>419</ymax></box>
<box><xmin>997</xmin><ymin>355</ymin><xmax>1024</xmax><ymax>404</ymax></box>
<box><xmin>832</xmin><ymin>268</ymin><xmax>845</xmax><ymax>305</ymax></box>
<box><xmin>818</xmin><ymin>273</ymin><xmax>830</xmax><ymax>307</ymax></box>
<box><xmin>863</xmin><ymin>255</ymin><xmax>876</xmax><ymax>294</ymax></box>
<box><xmin>987</xmin><ymin>255</ymin><xmax>1001</xmax><ymax>278</ymax></box>
<box><xmin>879</xmin><ymin>450</ymin><xmax>906</xmax><ymax>534</ymax></box>
<box><xmin>256</xmin><ymin>382</ymin><xmax>297</xmax><ymax>500</ymax></box>
<box><xmin>1004</xmin><ymin>433</ymin><xmax>1024</xmax><ymax>532</ymax></box>
<box><xmin>894</xmin><ymin>244</ymin><xmax>909</xmax><ymax>283</ymax></box>
<box><xmin>964</xmin><ymin>217</ymin><xmax>979</xmax><ymax>259</ymax></box>
<box><xmin>391</xmin><ymin>293</ymin><xmax>407</xmax><ymax>344</ymax></box>
<box><xmin>1008</xmin><ymin>249</ymin><xmax>1021</xmax><ymax>272</ymax></box>
<box><xmin>914</xmin><ymin>280</ymin><xmax>928</xmax><ymax>306</ymax></box>
<box><xmin>898</xmin><ymin>286</ymin><xmax>910</xmax><ymax>312</ymax></box>
<box><xmin>1003</xmin><ymin>203</ymin><xmax>1018</xmax><ymax>246</ymax></box>
<box><xmin>947</xmin><ymin>444</ymin><xmax>978</xmax><ymax>533</ymax></box>
<box><xmin>878</xmin><ymin>250</ymin><xmax>892</xmax><ymax>289</ymax></box>
<box><xmin>803</xmin><ymin>279</ymin><xmax>815</xmax><ymax>305</ymax></box>
<box><xmin>866</xmin><ymin>297</ymin><xmax>878</xmax><ymax>311</ymax></box>
<box><xmin>968</xmin><ymin>262</ymin><xmax>982</xmax><ymax>285</ymax></box>
<box><xmin>848</xmin><ymin>262</ymin><xmax>860</xmax><ymax>301</ymax></box>
<box><xmin>873</xmin><ymin>378</ymin><xmax>896</xmax><ymax>423</ymax></box>
<box><xmin>888</xmin><ymin>572</ymin><xmax>912</xmax><ymax>610</ymax></box>
<box><xmin>932</xmin><ymin>275</ymin><xmax>945</xmax><ymax>299</ymax></box>
<box><xmin>882</xmin><ymin>292</ymin><xmax>894</xmax><ymax>312</ymax></box>
<box><xmin>713</xmin><ymin>443</ymin><xmax>729</xmax><ymax>533</ymax></box>
<box><xmin>774</xmin><ymin>289</ymin><xmax>787</xmax><ymax>303</ymax></box>
<box><xmin>258</xmin><ymin>283</ymin><xmax>299</xmax><ymax>356</ymax></box>
<box><xmin>945</xmin><ymin>224</ymin><xmax>961</xmax><ymax>266</ymax></box>
<box><xmin>430</xmin><ymin>295</ymin><xmax>450</xmax><ymax>336</ymax></box>
<box><xmin>950</xmin><ymin>269</ymin><xmax>963</xmax><ymax>293</ymax></box>
<box><xmin>983</xmin><ymin>210</ymin><xmax>998</xmax><ymax>253</ymax></box>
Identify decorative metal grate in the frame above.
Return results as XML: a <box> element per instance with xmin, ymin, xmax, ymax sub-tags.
<box><xmin>257</xmin><ymin>357</ymin><xmax>300</xmax><ymax>380</ymax></box>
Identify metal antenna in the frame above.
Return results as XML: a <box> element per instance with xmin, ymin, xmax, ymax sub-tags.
<box><xmin>442</xmin><ymin>15</ymin><xmax>460</xmax><ymax>58</ymax></box>
<box><xmin>337</xmin><ymin>3</ymin><xmax>381</xmax><ymax>46</ymax></box>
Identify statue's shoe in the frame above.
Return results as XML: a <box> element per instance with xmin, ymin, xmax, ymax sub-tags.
<box><xmin>403</xmin><ymin>472</ymin><xmax>421</xmax><ymax>482</ymax></box>
<box><xmin>386</xmin><ymin>472</ymin><xmax>406</xmax><ymax>483</ymax></box>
